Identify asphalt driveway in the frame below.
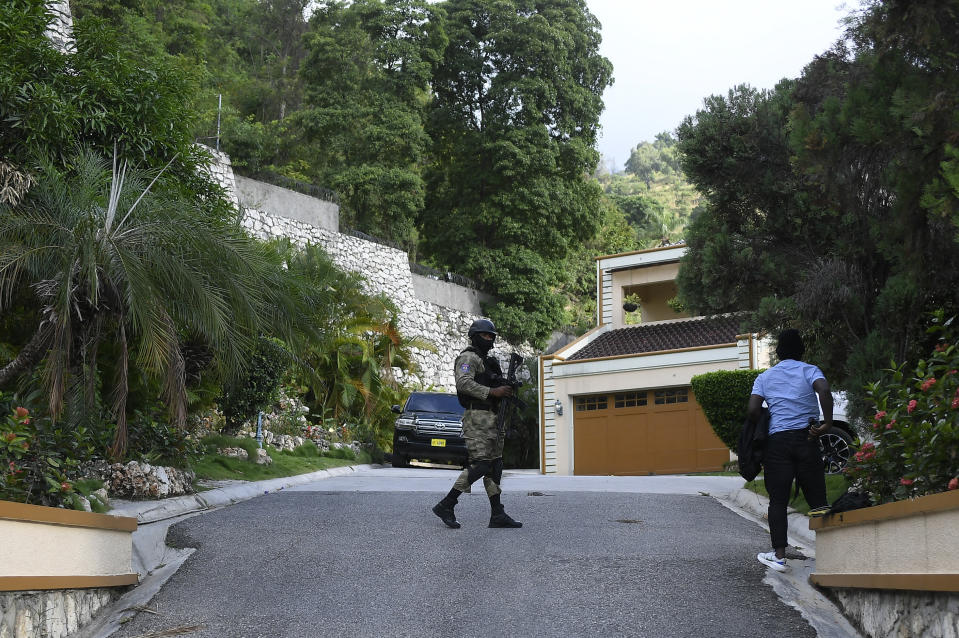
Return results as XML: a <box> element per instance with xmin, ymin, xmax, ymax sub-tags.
<box><xmin>104</xmin><ymin>469</ymin><xmax>841</xmax><ymax>638</ymax></box>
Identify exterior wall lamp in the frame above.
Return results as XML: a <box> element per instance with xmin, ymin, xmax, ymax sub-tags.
<box><xmin>554</xmin><ymin>399</ymin><xmax>563</xmax><ymax>416</ymax></box>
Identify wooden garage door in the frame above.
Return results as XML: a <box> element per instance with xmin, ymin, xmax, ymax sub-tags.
<box><xmin>572</xmin><ymin>387</ymin><xmax>728</xmax><ymax>475</ymax></box>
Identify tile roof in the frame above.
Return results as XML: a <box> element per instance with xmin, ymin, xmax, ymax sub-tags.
<box><xmin>566</xmin><ymin>315</ymin><xmax>744</xmax><ymax>361</ymax></box>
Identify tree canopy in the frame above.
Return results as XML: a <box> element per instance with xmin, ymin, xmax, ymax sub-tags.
<box><xmin>1</xmin><ymin>2</ymin><xmax>205</xmax><ymax>174</ymax></box>
<box><xmin>65</xmin><ymin>0</ymin><xmax>616</xmax><ymax>346</ymax></box>
<box><xmin>295</xmin><ymin>0</ymin><xmax>446</xmax><ymax>250</ymax></box>
<box><xmin>421</xmin><ymin>0</ymin><xmax>613</xmax><ymax>345</ymax></box>
<box><xmin>676</xmin><ymin>0</ymin><xmax>959</xmax><ymax>405</ymax></box>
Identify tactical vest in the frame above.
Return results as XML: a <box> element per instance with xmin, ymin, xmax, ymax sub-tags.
<box><xmin>456</xmin><ymin>347</ymin><xmax>503</xmax><ymax>410</ymax></box>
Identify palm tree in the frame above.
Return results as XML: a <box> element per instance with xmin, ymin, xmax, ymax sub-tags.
<box><xmin>282</xmin><ymin>244</ymin><xmax>432</xmax><ymax>450</ymax></box>
<box><xmin>0</xmin><ymin>148</ymin><xmax>300</xmax><ymax>458</ymax></box>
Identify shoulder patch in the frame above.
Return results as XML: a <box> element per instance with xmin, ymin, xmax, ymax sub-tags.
<box><xmin>460</xmin><ymin>363</ymin><xmax>471</xmax><ymax>373</ymax></box>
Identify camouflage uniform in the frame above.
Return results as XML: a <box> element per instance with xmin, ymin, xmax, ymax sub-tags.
<box><xmin>452</xmin><ymin>348</ymin><xmax>504</xmax><ymax>496</ymax></box>
<box><xmin>432</xmin><ymin>317</ymin><xmax>521</xmax><ymax>529</ymax></box>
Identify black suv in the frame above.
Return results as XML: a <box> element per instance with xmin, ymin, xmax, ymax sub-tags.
<box><xmin>391</xmin><ymin>392</ymin><xmax>467</xmax><ymax>468</ymax></box>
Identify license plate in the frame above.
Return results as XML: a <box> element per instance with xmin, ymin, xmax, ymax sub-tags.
<box><xmin>431</xmin><ymin>438</ymin><xmax>446</xmax><ymax>447</ymax></box>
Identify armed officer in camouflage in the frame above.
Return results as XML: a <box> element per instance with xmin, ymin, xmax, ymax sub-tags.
<box><xmin>431</xmin><ymin>319</ymin><xmax>522</xmax><ymax>529</ymax></box>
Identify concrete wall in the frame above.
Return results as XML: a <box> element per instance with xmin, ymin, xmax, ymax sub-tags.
<box><xmin>235</xmin><ymin>176</ymin><xmax>339</xmax><ymax>233</ymax></box>
<box><xmin>810</xmin><ymin>490</ymin><xmax>959</xmax><ymax>637</ymax></box>
<box><xmin>411</xmin><ymin>274</ymin><xmax>494</xmax><ymax>316</ymax></box>
<box><xmin>197</xmin><ymin>150</ymin><xmax>521</xmax><ymax>389</ymax></box>
<box><xmin>812</xmin><ymin>490</ymin><xmax>959</xmax><ymax>583</ymax></box>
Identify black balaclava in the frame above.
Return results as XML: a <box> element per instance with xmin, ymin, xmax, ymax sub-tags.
<box><xmin>470</xmin><ymin>332</ymin><xmax>494</xmax><ymax>356</ymax></box>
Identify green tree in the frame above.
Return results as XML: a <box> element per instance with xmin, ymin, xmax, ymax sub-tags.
<box><xmin>676</xmin><ymin>0</ymin><xmax>959</xmax><ymax>405</ymax></box>
<box><xmin>597</xmin><ymin>132</ymin><xmax>700</xmax><ymax>250</ymax></box>
<box><xmin>196</xmin><ymin>0</ymin><xmax>311</xmax><ymax>125</ymax></box>
<box><xmin>70</xmin><ymin>0</ymin><xmax>217</xmax><ymax>59</ymax></box>
<box><xmin>71</xmin><ymin>0</ymin><xmax>312</xmax><ymax>154</ymax></box>
<box><xmin>675</xmin><ymin>82</ymin><xmax>801</xmax><ymax>315</ymax></box>
<box><xmin>294</xmin><ymin>0</ymin><xmax>445</xmax><ymax>249</ymax></box>
<box><xmin>559</xmin><ymin>195</ymin><xmax>638</xmax><ymax>332</ymax></box>
<box><xmin>280</xmin><ymin>244</ymin><xmax>430</xmax><ymax>455</ymax></box>
<box><xmin>0</xmin><ymin>3</ymin><xmax>204</xmax><ymax>171</ymax></box>
<box><xmin>422</xmin><ymin>0</ymin><xmax>613</xmax><ymax>346</ymax></box>
<box><xmin>0</xmin><ymin>149</ymin><xmax>300</xmax><ymax>458</ymax></box>
<box><xmin>219</xmin><ymin>337</ymin><xmax>289</xmax><ymax>433</ymax></box>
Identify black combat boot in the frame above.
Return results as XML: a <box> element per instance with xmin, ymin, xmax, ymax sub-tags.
<box><xmin>432</xmin><ymin>498</ymin><xmax>461</xmax><ymax>529</ymax></box>
<box><xmin>488</xmin><ymin>504</ymin><xmax>522</xmax><ymax>528</ymax></box>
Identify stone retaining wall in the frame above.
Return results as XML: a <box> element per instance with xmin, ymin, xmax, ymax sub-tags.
<box><xmin>196</xmin><ymin>144</ymin><xmax>533</xmax><ymax>389</ymax></box>
<box><xmin>0</xmin><ymin>588</ymin><xmax>121</xmax><ymax>638</ymax></box>
<box><xmin>826</xmin><ymin>589</ymin><xmax>959</xmax><ymax>638</ymax></box>
<box><xmin>240</xmin><ymin>208</ymin><xmax>518</xmax><ymax>389</ymax></box>
<box><xmin>235</xmin><ymin>175</ymin><xmax>338</xmax><ymax>232</ymax></box>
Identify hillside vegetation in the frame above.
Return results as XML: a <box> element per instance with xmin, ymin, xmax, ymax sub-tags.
<box><xmin>68</xmin><ymin>0</ymin><xmax>624</xmax><ymax>347</ymax></box>
<box><xmin>65</xmin><ymin>0</ymin><xmax>706</xmax><ymax>344</ymax></box>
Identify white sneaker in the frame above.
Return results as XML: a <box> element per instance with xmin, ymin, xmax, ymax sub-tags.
<box><xmin>757</xmin><ymin>551</ymin><xmax>788</xmax><ymax>572</ymax></box>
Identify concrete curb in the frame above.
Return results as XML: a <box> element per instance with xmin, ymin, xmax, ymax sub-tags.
<box><xmin>110</xmin><ymin>464</ymin><xmax>375</xmax><ymax>525</ymax></box>
<box><xmin>716</xmin><ymin>489</ymin><xmax>864</xmax><ymax>637</ymax></box>
<box><xmin>721</xmin><ymin>487</ymin><xmax>816</xmax><ymax>551</ymax></box>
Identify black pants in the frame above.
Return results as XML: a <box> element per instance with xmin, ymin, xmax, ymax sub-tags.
<box><xmin>763</xmin><ymin>428</ymin><xmax>828</xmax><ymax>550</ymax></box>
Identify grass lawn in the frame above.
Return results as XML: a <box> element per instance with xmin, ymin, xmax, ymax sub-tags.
<box><xmin>191</xmin><ymin>435</ymin><xmax>370</xmax><ymax>483</ymax></box>
<box><xmin>742</xmin><ymin>473</ymin><xmax>849</xmax><ymax>515</ymax></box>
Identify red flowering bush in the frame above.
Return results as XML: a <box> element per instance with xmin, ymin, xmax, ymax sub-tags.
<box><xmin>845</xmin><ymin>313</ymin><xmax>959</xmax><ymax>504</ymax></box>
<box><xmin>0</xmin><ymin>406</ymin><xmax>76</xmax><ymax>507</ymax></box>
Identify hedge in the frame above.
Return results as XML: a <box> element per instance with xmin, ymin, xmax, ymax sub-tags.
<box><xmin>690</xmin><ymin>369</ymin><xmax>764</xmax><ymax>450</ymax></box>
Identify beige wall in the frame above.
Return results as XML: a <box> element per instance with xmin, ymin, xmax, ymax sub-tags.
<box><xmin>597</xmin><ymin>245</ymin><xmax>686</xmax><ymax>327</ymax></box>
<box><xmin>0</xmin><ymin>502</ymin><xmax>137</xmax><ymax>589</ymax></box>
<box><xmin>610</xmin><ymin>263</ymin><xmax>686</xmax><ymax>328</ymax></box>
<box><xmin>814</xmin><ymin>492</ymin><xmax>959</xmax><ymax>579</ymax></box>
<box><xmin>631</xmin><ymin>282</ymin><xmax>686</xmax><ymax>323</ymax></box>
<box><xmin>0</xmin><ymin>520</ymin><xmax>132</xmax><ymax>578</ymax></box>
<box><xmin>545</xmin><ymin>346</ymin><xmax>739</xmax><ymax>475</ymax></box>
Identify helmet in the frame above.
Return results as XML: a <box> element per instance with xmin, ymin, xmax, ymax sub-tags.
<box><xmin>468</xmin><ymin>319</ymin><xmax>498</xmax><ymax>338</ymax></box>
<box><xmin>468</xmin><ymin>319</ymin><xmax>498</xmax><ymax>354</ymax></box>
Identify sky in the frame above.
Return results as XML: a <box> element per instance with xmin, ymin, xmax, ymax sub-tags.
<box><xmin>586</xmin><ymin>1</ymin><xmax>853</xmax><ymax>172</ymax></box>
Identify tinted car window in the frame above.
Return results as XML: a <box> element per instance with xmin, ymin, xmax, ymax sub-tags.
<box><xmin>405</xmin><ymin>393</ymin><xmax>464</xmax><ymax>415</ymax></box>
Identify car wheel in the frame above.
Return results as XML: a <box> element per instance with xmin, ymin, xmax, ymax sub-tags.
<box><xmin>818</xmin><ymin>426</ymin><xmax>854</xmax><ymax>474</ymax></box>
<box><xmin>391</xmin><ymin>453</ymin><xmax>410</xmax><ymax>468</ymax></box>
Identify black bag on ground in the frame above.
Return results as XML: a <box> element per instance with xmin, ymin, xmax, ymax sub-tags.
<box><xmin>737</xmin><ymin>408</ymin><xmax>770</xmax><ymax>482</ymax></box>
<box><xmin>828</xmin><ymin>491</ymin><xmax>873</xmax><ymax>514</ymax></box>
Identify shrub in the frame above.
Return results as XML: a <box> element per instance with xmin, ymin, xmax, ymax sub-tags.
<box><xmin>0</xmin><ymin>406</ymin><xmax>77</xmax><ymax>507</ymax></box>
<box><xmin>262</xmin><ymin>386</ymin><xmax>311</xmax><ymax>437</ymax></box>
<box><xmin>690</xmin><ymin>369</ymin><xmax>764</xmax><ymax>449</ymax></box>
<box><xmin>125</xmin><ymin>411</ymin><xmax>201</xmax><ymax>468</ymax></box>
<box><xmin>844</xmin><ymin>312</ymin><xmax>959</xmax><ymax>504</ymax></box>
<box><xmin>219</xmin><ymin>337</ymin><xmax>289</xmax><ymax>434</ymax></box>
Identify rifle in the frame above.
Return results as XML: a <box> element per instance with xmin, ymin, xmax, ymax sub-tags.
<box><xmin>496</xmin><ymin>352</ymin><xmax>527</xmax><ymax>436</ymax></box>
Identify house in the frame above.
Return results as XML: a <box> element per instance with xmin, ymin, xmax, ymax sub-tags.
<box><xmin>537</xmin><ymin>244</ymin><xmax>770</xmax><ymax>475</ymax></box>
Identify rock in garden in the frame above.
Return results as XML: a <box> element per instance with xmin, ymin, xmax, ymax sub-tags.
<box><xmin>102</xmin><ymin>461</ymin><xmax>196</xmax><ymax>500</ymax></box>
<box><xmin>218</xmin><ymin>447</ymin><xmax>249</xmax><ymax>460</ymax></box>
